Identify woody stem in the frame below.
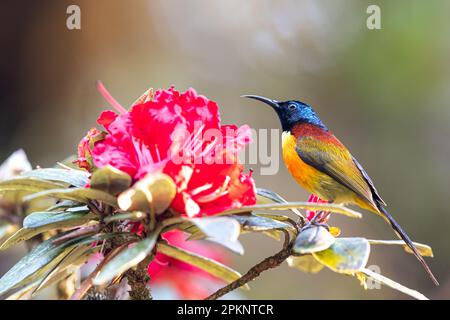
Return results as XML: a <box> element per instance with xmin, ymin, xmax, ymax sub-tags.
<box><xmin>205</xmin><ymin>246</ymin><xmax>292</xmax><ymax>300</ymax></box>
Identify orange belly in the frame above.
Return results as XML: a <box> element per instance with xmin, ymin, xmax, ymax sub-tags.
<box><xmin>281</xmin><ymin>131</ymin><xmax>354</xmax><ymax>204</ymax></box>
<box><xmin>282</xmin><ymin>132</ymin><xmax>325</xmax><ymax>194</ymax></box>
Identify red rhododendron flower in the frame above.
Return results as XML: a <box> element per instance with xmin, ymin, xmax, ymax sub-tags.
<box><xmin>75</xmin><ymin>84</ymin><xmax>256</xmax><ymax>217</ymax></box>
<box><xmin>306</xmin><ymin>194</ymin><xmax>330</xmax><ymax>223</ymax></box>
<box><xmin>147</xmin><ymin>230</ymin><xmax>228</xmax><ymax>299</ymax></box>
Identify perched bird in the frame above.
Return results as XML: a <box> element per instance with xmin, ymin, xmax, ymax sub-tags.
<box><xmin>243</xmin><ymin>95</ymin><xmax>438</xmax><ymax>285</ymax></box>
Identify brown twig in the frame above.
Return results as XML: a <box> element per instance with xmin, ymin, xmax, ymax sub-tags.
<box><xmin>205</xmin><ymin>245</ymin><xmax>292</xmax><ymax>300</ymax></box>
<box><xmin>124</xmin><ymin>258</ymin><xmax>152</xmax><ymax>300</ymax></box>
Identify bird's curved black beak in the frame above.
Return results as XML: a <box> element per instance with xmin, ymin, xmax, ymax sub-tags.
<box><xmin>241</xmin><ymin>95</ymin><xmax>280</xmax><ymax>109</ymax></box>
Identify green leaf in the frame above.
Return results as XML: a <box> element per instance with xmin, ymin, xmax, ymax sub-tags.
<box><xmin>313</xmin><ymin>237</ymin><xmax>370</xmax><ymax>274</ymax></box>
<box><xmin>23</xmin><ymin>187</ymin><xmax>118</xmax><ymax>207</ymax></box>
<box><xmin>223</xmin><ymin>202</ymin><xmax>362</xmax><ymax>219</ymax></box>
<box><xmin>231</xmin><ymin>213</ymin><xmax>295</xmax><ymax>242</ymax></box>
<box><xmin>5</xmin><ymin>266</ymin><xmax>76</xmax><ymax>300</ymax></box>
<box><xmin>33</xmin><ymin>245</ymin><xmax>97</xmax><ymax>294</ymax></box>
<box><xmin>93</xmin><ymin>231</ymin><xmax>160</xmax><ymax>286</ymax></box>
<box><xmin>23</xmin><ymin>208</ymin><xmax>94</xmax><ymax>229</ymax></box>
<box><xmin>293</xmin><ymin>226</ymin><xmax>336</xmax><ymax>254</ymax></box>
<box><xmin>90</xmin><ymin>165</ymin><xmax>131</xmax><ymax>195</ymax></box>
<box><xmin>47</xmin><ymin>200</ymin><xmax>83</xmax><ymax>211</ymax></box>
<box><xmin>0</xmin><ymin>235</ymin><xmax>75</xmax><ymax>295</ymax></box>
<box><xmin>156</xmin><ymin>242</ymin><xmax>247</xmax><ymax>288</ymax></box>
<box><xmin>287</xmin><ymin>255</ymin><xmax>325</xmax><ymax>274</ymax></box>
<box><xmin>0</xmin><ymin>177</ymin><xmax>65</xmax><ymax>194</ymax></box>
<box><xmin>231</xmin><ymin>213</ymin><xmax>294</xmax><ymax>232</ymax></box>
<box><xmin>256</xmin><ymin>188</ymin><xmax>304</xmax><ymax>219</ymax></box>
<box><xmin>22</xmin><ymin>168</ymin><xmax>89</xmax><ymax>188</ymax></box>
<box><xmin>367</xmin><ymin>239</ymin><xmax>433</xmax><ymax>257</ymax></box>
<box><xmin>0</xmin><ymin>211</ymin><xmax>96</xmax><ymax>251</ymax></box>
<box><xmin>30</xmin><ymin>246</ymin><xmax>78</xmax><ymax>295</ymax></box>
<box><xmin>255</xmin><ymin>213</ymin><xmax>293</xmax><ymax>222</ymax></box>
<box><xmin>191</xmin><ymin>217</ymin><xmax>244</xmax><ymax>255</ymax></box>
<box><xmin>0</xmin><ymin>233</ymin><xmax>117</xmax><ymax>296</ymax></box>
<box><xmin>256</xmin><ymin>188</ymin><xmax>288</xmax><ymax>204</ymax></box>
<box><xmin>360</xmin><ymin>268</ymin><xmax>428</xmax><ymax>300</ymax></box>
<box><xmin>50</xmin><ymin>225</ymin><xmax>101</xmax><ymax>245</ymax></box>
<box><xmin>0</xmin><ymin>228</ymin><xmax>45</xmax><ymax>251</ymax></box>
<box><xmin>5</xmin><ymin>245</ymin><xmax>99</xmax><ymax>300</ymax></box>
<box><xmin>103</xmin><ymin>211</ymin><xmax>146</xmax><ymax>223</ymax></box>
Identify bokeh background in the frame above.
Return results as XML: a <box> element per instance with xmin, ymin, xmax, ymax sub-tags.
<box><xmin>1</xmin><ymin>0</ymin><xmax>449</xmax><ymax>299</ymax></box>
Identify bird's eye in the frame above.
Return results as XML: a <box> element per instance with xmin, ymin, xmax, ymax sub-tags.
<box><xmin>288</xmin><ymin>103</ymin><xmax>297</xmax><ymax>110</ymax></box>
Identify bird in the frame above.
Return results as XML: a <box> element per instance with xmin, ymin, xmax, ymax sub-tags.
<box><xmin>243</xmin><ymin>94</ymin><xmax>438</xmax><ymax>286</ymax></box>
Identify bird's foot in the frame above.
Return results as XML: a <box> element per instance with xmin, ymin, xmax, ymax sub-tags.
<box><xmin>300</xmin><ymin>210</ymin><xmax>331</xmax><ymax>232</ymax></box>
<box><xmin>301</xmin><ymin>221</ymin><xmax>330</xmax><ymax>232</ymax></box>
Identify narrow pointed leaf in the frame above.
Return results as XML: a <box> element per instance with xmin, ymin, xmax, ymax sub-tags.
<box><xmin>0</xmin><ymin>233</ymin><xmax>118</xmax><ymax>295</ymax></box>
<box><xmin>256</xmin><ymin>188</ymin><xmax>304</xmax><ymax>219</ymax></box>
<box><xmin>0</xmin><ymin>228</ymin><xmax>46</xmax><ymax>251</ymax></box>
<box><xmin>368</xmin><ymin>239</ymin><xmax>433</xmax><ymax>257</ymax></box>
<box><xmin>31</xmin><ymin>246</ymin><xmax>78</xmax><ymax>295</ymax></box>
<box><xmin>156</xmin><ymin>242</ymin><xmax>247</xmax><ymax>288</ymax></box>
<box><xmin>23</xmin><ymin>187</ymin><xmax>118</xmax><ymax>207</ymax></box>
<box><xmin>33</xmin><ymin>244</ymin><xmax>96</xmax><ymax>295</ymax></box>
<box><xmin>71</xmin><ymin>243</ymin><xmax>130</xmax><ymax>300</ymax></box>
<box><xmin>23</xmin><ymin>208</ymin><xmax>93</xmax><ymax>229</ymax></box>
<box><xmin>5</xmin><ymin>267</ymin><xmax>75</xmax><ymax>300</ymax></box>
<box><xmin>93</xmin><ymin>231</ymin><xmax>160</xmax><ymax>285</ymax></box>
<box><xmin>231</xmin><ymin>213</ymin><xmax>294</xmax><ymax>232</ymax></box>
<box><xmin>1</xmin><ymin>212</ymin><xmax>96</xmax><ymax>250</ymax></box>
<box><xmin>223</xmin><ymin>202</ymin><xmax>362</xmax><ymax>219</ymax></box>
<box><xmin>360</xmin><ymin>268</ymin><xmax>428</xmax><ymax>300</ymax></box>
<box><xmin>0</xmin><ymin>178</ymin><xmax>65</xmax><ymax>194</ymax></box>
<box><xmin>47</xmin><ymin>200</ymin><xmax>83</xmax><ymax>211</ymax></box>
<box><xmin>22</xmin><ymin>168</ymin><xmax>89</xmax><ymax>188</ymax></box>
<box><xmin>0</xmin><ymin>235</ymin><xmax>72</xmax><ymax>295</ymax></box>
<box><xmin>51</xmin><ymin>225</ymin><xmax>102</xmax><ymax>245</ymax></box>
<box><xmin>255</xmin><ymin>213</ymin><xmax>293</xmax><ymax>221</ymax></box>
<box><xmin>103</xmin><ymin>211</ymin><xmax>146</xmax><ymax>223</ymax></box>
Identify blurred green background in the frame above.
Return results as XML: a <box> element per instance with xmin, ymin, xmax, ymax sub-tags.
<box><xmin>1</xmin><ymin>0</ymin><xmax>449</xmax><ymax>299</ymax></box>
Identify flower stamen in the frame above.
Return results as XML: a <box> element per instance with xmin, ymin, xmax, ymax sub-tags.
<box><xmin>96</xmin><ymin>80</ymin><xmax>128</xmax><ymax>115</ymax></box>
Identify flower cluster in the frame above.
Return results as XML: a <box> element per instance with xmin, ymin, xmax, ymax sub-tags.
<box><xmin>74</xmin><ymin>85</ymin><xmax>257</xmax><ymax>298</ymax></box>
<box><xmin>76</xmin><ymin>86</ymin><xmax>256</xmax><ymax>217</ymax></box>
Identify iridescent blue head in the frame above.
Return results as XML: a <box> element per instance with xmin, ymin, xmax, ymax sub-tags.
<box><xmin>243</xmin><ymin>95</ymin><xmax>328</xmax><ymax>132</ymax></box>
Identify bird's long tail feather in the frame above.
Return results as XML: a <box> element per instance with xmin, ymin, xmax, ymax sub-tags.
<box><xmin>377</xmin><ymin>202</ymin><xmax>439</xmax><ymax>286</ymax></box>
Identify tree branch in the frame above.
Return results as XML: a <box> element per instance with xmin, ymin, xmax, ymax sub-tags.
<box><xmin>205</xmin><ymin>246</ymin><xmax>292</xmax><ymax>300</ymax></box>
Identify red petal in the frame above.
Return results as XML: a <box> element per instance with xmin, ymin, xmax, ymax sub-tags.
<box><xmin>97</xmin><ymin>110</ymin><xmax>118</xmax><ymax>130</ymax></box>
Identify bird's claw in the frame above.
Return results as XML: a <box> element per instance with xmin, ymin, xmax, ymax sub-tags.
<box><xmin>301</xmin><ymin>221</ymin><xmax>330</xmax><ymax>232</ymax></box>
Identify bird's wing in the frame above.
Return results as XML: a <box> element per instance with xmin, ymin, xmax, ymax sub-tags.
<box><xmin>351</xmin><ymin>156</ymin><xmax>386</xmax><ymax>206</ymax></box>
<box><xmin>296</xmin><ymin>134</ymin><xmax>379</xmax><ymax>207</ymax></box>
